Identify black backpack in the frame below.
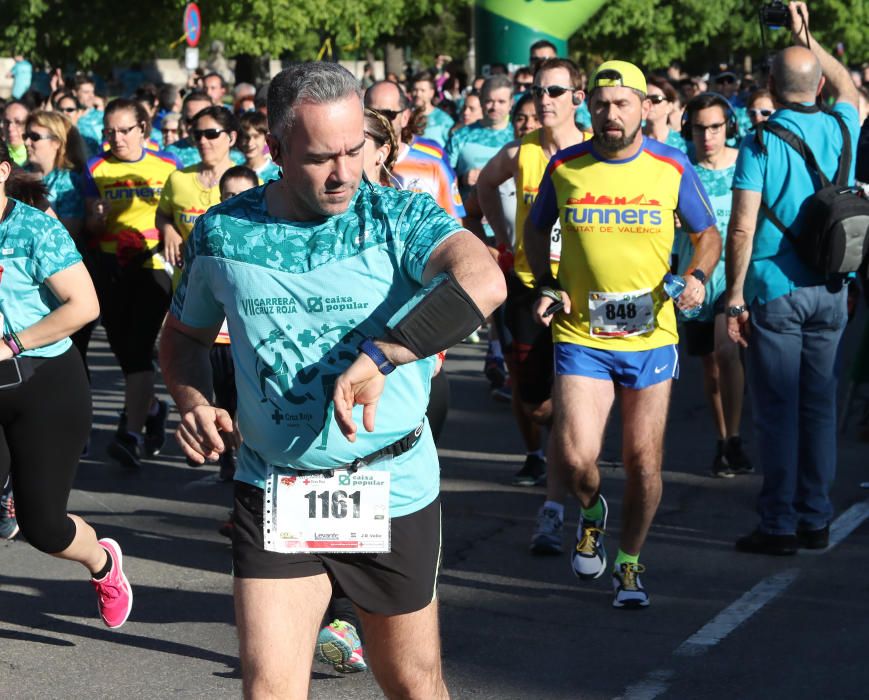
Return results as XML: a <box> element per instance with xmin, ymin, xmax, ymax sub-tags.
<box><xmin>756</xmin><ymin>109</ymin><xmax>869</xmax><ymax>277</ymax></box>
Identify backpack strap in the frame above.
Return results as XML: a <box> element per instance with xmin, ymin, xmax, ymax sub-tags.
<box><xmin>827</xmin><ymin>110</ymin><xmax>853</xmax><ymax>187</ymax></box>
<box><xmin>754</xmin><ymin>114</ymin><xmax>849</xmax><ymax>246</ymax></box>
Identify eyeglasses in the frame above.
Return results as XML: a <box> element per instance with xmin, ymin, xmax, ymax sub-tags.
<box><xmin>748</xmin><ymin>108</ymin><xmax>773</xmax><ymax>118</ymax></box>
<box><xmin>715</xmin><ymin>75</ymin><xmax>737</xmax><ymax>85</ymax></box>
<box><xmin>163</xmin><ymin>127</ymin><xmax>179</xmax><ymax>134</ymax></box>
<box><xmin>692</xmin><ymin>122</ymin><xmax>726</xmax><ymax>135</ymax></box>
<box><xmin>192</xmin><ymin>128</ymin><xmax>228</xmax><ymax>141</ymax></box>
<box><xmin>24</xmin><ymin>131</ymin><xmax>57</xmax><ymax>142</ymax></box>
<box><xmin>103</xmin><ymin>124</ymin><xmax>142</xmax><ymax>138</ymax></box>
<box><xmin>2</xmin><ymin>118</ymin><xmax>26</xmax><ymax>128</ymax></box>
<box><xmin>647</xmin><ymin>94</ymin><xmax>669</xmax><ymax>104</ymax></box>
<box><xmin>530</xmin><ymin>85</ymin><xmax>573</xmax><ymax>99</ymax></box>
<box><xmin>373</xmin><ymin>108</ymin><xmax>403</xmax><ymax>122</ymax></box>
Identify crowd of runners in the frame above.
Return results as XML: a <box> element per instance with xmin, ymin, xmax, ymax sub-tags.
<box><xmin>2</xmin><ymin>1</ymin><xmax>869</xmax><ymax>696</ymax></box>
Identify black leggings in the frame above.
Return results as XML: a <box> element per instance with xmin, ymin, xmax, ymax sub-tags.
<box><xmin>93</xmin><ymin>253</ymin><xmax>171</xmax><ymax>375</ymax></box>
<box><xmin>0</xmin><ymin>347</ymin><xmax>91</xmax><ymax>553</ymax></box>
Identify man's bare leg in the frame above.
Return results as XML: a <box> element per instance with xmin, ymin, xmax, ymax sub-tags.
<box><xmin>235</xmin><ymin>573</ymin><xmax>332</xmax><ymax>700</ymax></box>
<box><xmin>618</xmin><ymin>379</ymin><xmax>672</xmax><ymax>555</ymax></box>
<box><xmin>550</xmin><ymin>375</ymin><xmax>616</xmax><ymax>507</ymax></box>
<box><xmin>356</xmin><ymin>598</ymin><xmax>449</xmax><ymax>700</ymax></box>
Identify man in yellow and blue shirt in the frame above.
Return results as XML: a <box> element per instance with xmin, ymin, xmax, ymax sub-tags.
<box><xmin>525</xmin><ymin>60</ymin><xmax>721</xmax><ymax>609</ymax></box>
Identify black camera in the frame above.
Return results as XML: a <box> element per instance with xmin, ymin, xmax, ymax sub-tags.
<box><xmin>760</xmin><ymin>0</ymin><xmax>791</xmax><ymax>29</ymax></box>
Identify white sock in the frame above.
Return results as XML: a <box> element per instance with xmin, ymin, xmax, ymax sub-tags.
<box><xmin>542</xmin><ymin>500</ymin><xmax>564</xmax><ymax>519</ymax></box>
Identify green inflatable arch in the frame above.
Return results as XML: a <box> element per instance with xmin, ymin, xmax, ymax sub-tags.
<box><xmin>475</xmin><ymin>0</ymin><xmax>607</xmax><ymax>70</ymax></box>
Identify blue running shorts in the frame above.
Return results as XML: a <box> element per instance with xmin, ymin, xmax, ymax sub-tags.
<box><xmin>554</xmin><ymin>343</ymin><xmax>679</xmax><ymax>389</ymax></box>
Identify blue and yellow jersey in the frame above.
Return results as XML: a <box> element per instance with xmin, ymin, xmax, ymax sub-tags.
<box><xmin>514</xmin><ymin>130</ymin><xmax>566</xmax><ymax>287</ymax></box>
<box><xmin>83</xmin><ymin>149</ymin><xmax>180</xmax><ymax>269</ymax></box>
<box><xmin>530</xmin><ymin>137</ymin><xmax>716</xmax><ymax>350</ymax></box>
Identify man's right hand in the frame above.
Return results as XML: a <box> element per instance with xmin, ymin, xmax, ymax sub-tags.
<box><xmin>176</xmin><ymin>404</ymin><xmax>234</xmax><ymax>464</ymax></box>
<box><xmin>789</xmin><ymin>2</ymin><xmax>811</xmax><ymax>45</ymax></box>
<box><xmin>533</xmin><ymin>290</ymin><xmax>571</xmax><ymax>327</ymax></box>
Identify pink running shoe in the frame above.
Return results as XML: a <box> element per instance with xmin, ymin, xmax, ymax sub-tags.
<box><xmin>91</xmin><ymin>538</ymin><xmax>133</xmax><ymax>629</ymax></box>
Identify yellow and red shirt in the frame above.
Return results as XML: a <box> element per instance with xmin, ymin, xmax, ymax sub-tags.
<box><xmin>530</xmin><ymin>137</ymin><xmax>715</xmax><ymax>350</ymax></box>
<box><xmin>157</xmin><ymin>165</ymin><xmax>221</xmax><ymax>242</ymax></box>
<box><xmin>514</xmin><ymin>130</ymin><xmax>564</xmax><ymax>287</ymax></box>
<box><xmin>84</xmin><ymin>149</ymin><xmax>180</xmax><ymax>269</ymax></box>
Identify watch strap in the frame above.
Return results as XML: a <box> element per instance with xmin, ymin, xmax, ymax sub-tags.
<box><xmin>359</xmin><ymin>338</ymin><xmax>396</xmax><ymax>375</ymax></box>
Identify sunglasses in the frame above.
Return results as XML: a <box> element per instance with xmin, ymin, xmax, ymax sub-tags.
<box><xmin>692</xmin><ymin>122</ymin><xmax>726</xmax><ymax>135</ymax></box>
<box><xmin>647</xmin><ymin>94</ymin><xmax>669</xmax><ymax>104</ymax></box>
<box><xmin>103</xmin><ymin>124</ymin><xmax>142</xmax><ymax>138</ymax></box>
<box><xmin>748</xmin><ymin>108</ymin><xmax>773</xmax><ymax>118</ymax></box>
<box><xmin>373</xmin><ymin>108</ymin><xmax>403</xmax><ymax>122</ymax></box>
<box><xmin>24</xmin><ymin>131</ymin><xmax>57</xmax><ymax>142</ymax></box>
<box><xmin>193</xmin><ymin>128</ymin><xmax>228</xmax><ymax>141</ymax></box>
<box><xmin>530</xmin><ymin>85</ymin><xmax>573</xmax><ymax>99</ymax></box>
<box><xmin>57</xmin><ymin>106</ymin><xmax>78</xmax><ymax>114</ymax></box>
<box><xmin>715</xmin><ymin>75</ymin><xmax>737</xmax><ymax>84</ymax></box>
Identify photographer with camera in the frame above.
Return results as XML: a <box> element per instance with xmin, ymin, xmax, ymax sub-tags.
<box><xmin>725</xmin><ymin>1</ymin><xmax>860</xmax><ymax>555</ymax></box>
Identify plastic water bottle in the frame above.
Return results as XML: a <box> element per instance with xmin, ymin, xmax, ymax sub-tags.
<box><xmin>663</xmin><ymin>272</ymin><xmax>702</xmax><ymax>320</ymax></box>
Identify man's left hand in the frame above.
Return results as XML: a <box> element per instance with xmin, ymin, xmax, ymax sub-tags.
<box><xmin>333</xmin><ymin>354</ymin><xmax>387</xmax><ymax>442</ymax></box>
<box><xmin>676</xmin><ymin>274</ymin><xmax>706</xmax><ymax>311</ymax></box>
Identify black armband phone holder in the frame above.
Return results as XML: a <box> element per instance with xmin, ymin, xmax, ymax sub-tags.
<box><xmin>385</xmin><ymin>271</ymin><xmax>486</xmax><ymax>358</ymax></box>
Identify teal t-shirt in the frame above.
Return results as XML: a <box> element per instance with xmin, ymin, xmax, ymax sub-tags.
<box><xmin>0</xmin><ymin>199</ymin><xmax>81</xmax><ymax>357</ymax></box>
<box><xmin>447</xmin><ymin>122</ymin><xmax>514</xmax><ymax>179</ymax></box>
<box><xmin>732</xmin><ymin>102</ymin><xmax>859</xmax><ymax>304</ymax></box>
<box><xmin>77</xmin><ymin>109</ymin><xmax>105</xmax><ymax>158</ymax></box>
<box><xmin>43</xmin><ymin>169</ymin><xmax>85</xmax><ymax>221</ymax></box>
<box><xmin>256</xmin><ymin>158</ymin><xmax>281</xmax><ymax>183</ymax></box>
<box><xmin>422</xmin><ymin>108</ymin><xmax>455</xmax><ymax>149</ymax></box>
<box><xmin>165</xmin><ymin>138</ymin><xmax>246</xmax><ymax>168</ymax></box>
<box><xmin>10</xmin><ymin>60</ymin><xmax>32</xmax><ymax>99</ymax></box>
<box><xmin>674</xmin><ymin>162</ymin><xmax>735</xmax><ymax>322</ymax></box>
<box><xmin>665</xmin><ymin>129</ymin><xmax>688</xmax><ymax>154</ymax></box>
<box><xmin>170</xmin><ymin>182</ymin><xmax>462</xmax><ymax>517</ymax></box>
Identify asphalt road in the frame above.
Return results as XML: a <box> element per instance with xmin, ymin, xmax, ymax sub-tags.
<box><xmin>2</xmin><ymin>314</ymin><xmax>868</xmax><ymax>699</ymax></box>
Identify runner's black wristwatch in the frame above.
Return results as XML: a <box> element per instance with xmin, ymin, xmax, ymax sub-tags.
<box><xmin>689</xmin><ymin>268</ymin><xmax>706</xmax><ymax>284</ymax></box>
<box><xmin>726</xmin><ymin>305</ymin><xmax>746</xmax><ymax>317</ymax></box>
<box><xmin>359</xmin><ymin>338</ymin><xmax>396</xmax><ymax>375</ymax></box>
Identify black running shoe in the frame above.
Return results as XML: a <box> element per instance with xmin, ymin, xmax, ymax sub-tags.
<box><xmin>735</xmin><ymin>528</ymin><xmax>797</xmax><ymax>555</ymax></box>
<box><xmin>108</xmin><ymin>433</ymin><xmax>143</xmax><ymax>469</ymax></box>
<box><xmin>144</xmin><ymin>400</ymin><xmax>169</xmax><ymax>456</ymax></box>
<box><xmin>797</xmin><ymin>524</ymin><xmax>830</xmax><ymax>550</ymax></box>
<box><xmin>710</xmin><ymin>440</ymin><xmax>734</xmax><ymax>478</ymax></box>
<box><xmin>512</xmin><ymin>454</ymin><xmax>546</xmax><ymax>486</ymax></box>
<box><xmin>725</xmin><ymin>436</ymin><xmax>754</xmax><ymax>474</ymax></box>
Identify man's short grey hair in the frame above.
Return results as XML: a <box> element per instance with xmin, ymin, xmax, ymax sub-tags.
<box><xmin>481</xmin><ymin>74</ymin><xmax>514</xmax><ymax>99</ymax></box>
<box><xmin>771</xmin><ymin>51</ymin><xmax>822</xmax><ymax>101</ymax></box>
<box><xmin>267</xmin><ymin>62</ymin><xmax>363</xmax><ymax>136</ymax></box>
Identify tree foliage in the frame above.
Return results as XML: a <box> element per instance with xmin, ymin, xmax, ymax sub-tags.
<box><xmin>0</xmin><ymin>0</ymin><xmax>865</xmax><ymax>78</ymax></box>
<box><xmin>571</xmin><ymin>0</ymin><xmax>869</xmax><ymax>73</ymax></box>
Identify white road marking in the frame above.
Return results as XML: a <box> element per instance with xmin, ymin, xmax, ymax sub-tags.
<box><xmin>674</xmin><ymin>568</ymin><xmax>800</xmax><ymax>657</ymax></box>
<box><xmin>827</xmin><ymin>501</ymin><xmax>869</xmax><ymax>549</ymax></box>
<box><xmin>617</xmin><ymin>669</ymin><xmax>675</xmax><ymax>700</ymax></box>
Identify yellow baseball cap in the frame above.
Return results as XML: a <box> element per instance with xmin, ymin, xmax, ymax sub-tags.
<box><xmin>588</xmin><ymin>60</ymin><xmax>647</xmax><ymax>95</ymax></box>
